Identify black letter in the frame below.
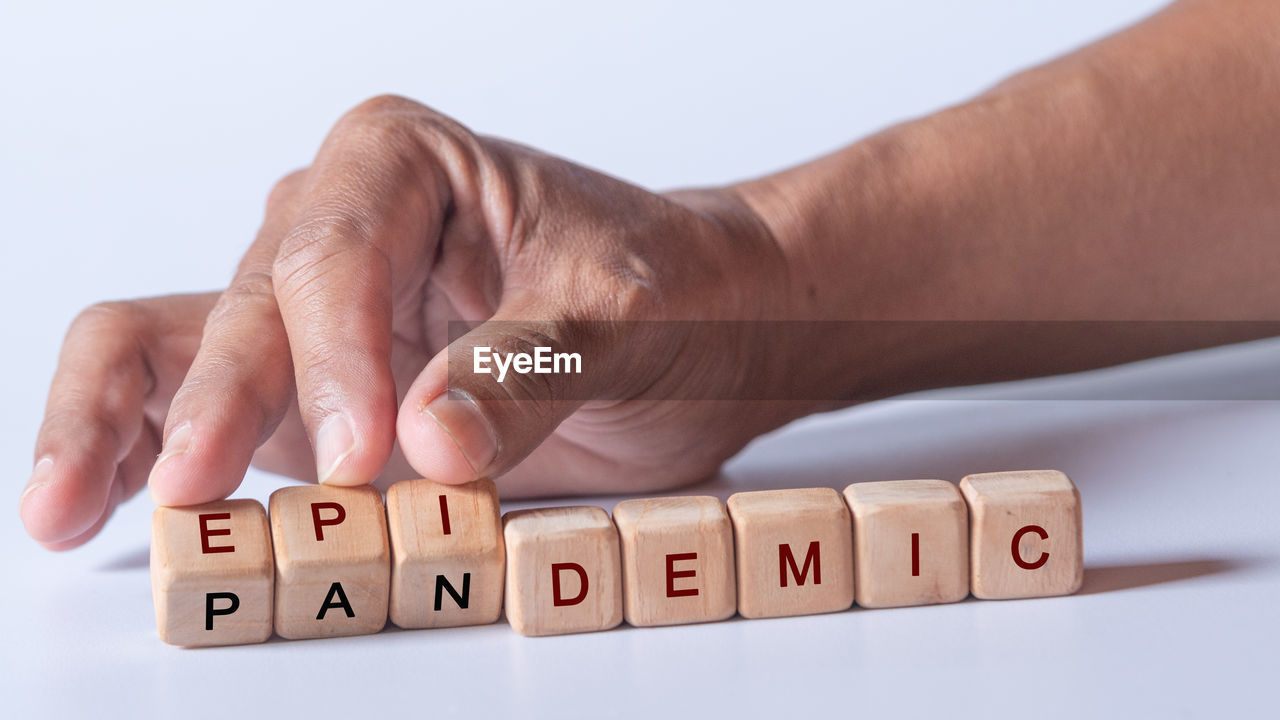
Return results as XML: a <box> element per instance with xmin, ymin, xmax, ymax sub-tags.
<box><xmin>434</xmin><ymin>573</ymin><xmax>471</xmax><ymax>611</ymax></box>
<box><xmin>205</xmin><ymin>592</ymin><xmax>239</xmax><ymax>630</ymax></box>
<box><xmin>317</xmin><ymin>582</ymin><xmax>355</xmax><ymax>619</ymax></box>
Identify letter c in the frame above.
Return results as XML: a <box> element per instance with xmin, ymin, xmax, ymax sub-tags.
<box><xmin>1011</xmin><ymin>524</ymin><xmax>1049</xmax><ymax>570</ymax></box>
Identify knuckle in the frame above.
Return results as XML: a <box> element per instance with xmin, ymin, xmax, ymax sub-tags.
<box><xmin>336</xmin><ymin>94</ymin><xmax>471</xmax><ymax>156</ymax></box>
<box><xmin>57</xmin><ymin>300</ymin><xmax>158</xmax><ymax>403</ymax></box>
<box><xmin>602</xmin><ymin>254</ymin><xmax>665</xmax><ymax>319</ymax></box>
<box><xmin>42</xmin><ymin>400</ymin><xmax>130</xmax><ymax>455</ymax></box>
<box><xmin>271</xmin><ymin>211</ymin><xmax>380</xmax><ymax>296</ymax></box>
<box><xmin>176</xmin><ymin>352</ymin><xmax>289</xmax><ymax>437</ymax></box>
<box><xmin>207</xmin><ymin>271</ymin><xmax>279</xmax><ymax>329</ymax></box>
<box><xmin>267</xmin><ymin>169</ymin><xmax>308</xmax><ymax>209</ymax></box>
<box><xmin>69</xmin><ymin>300</ymin><xmax>143</xmax><ymax>338</ymax></box>
<box><xmin>226</xmin><ymin>270</ymin><xmax>276</xmax><ymax>300</ymax></box>
<box><xmin>346</xmin><ymin>93</ymin><xmax>421</xmax><ymax>119</ymax></box>
<box><xmin>336</xmin><ymin>95</ymin><xmax>422</xmax><ymax>145</ymax></box>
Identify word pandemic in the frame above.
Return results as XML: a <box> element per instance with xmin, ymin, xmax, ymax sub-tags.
<box><xmin>150</xmin><ymin>470</ymin><xmax>1083</xmax><ymax>646</ymax></box>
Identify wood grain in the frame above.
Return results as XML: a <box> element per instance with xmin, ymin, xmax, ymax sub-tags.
<box><xmin>959</xmin><ymin>470</ymin><xmax>1083</xmax><ymax>599</ymax></box>
<box><xmin>386</xmin><ymin>478</ymin><xmax>505</xmax><ymax>629</ymax></box>
<box><xmin>613</xmin><ymin>496</ymin><xmax>736</xmax><ymax>627</ymax></box>
<box><xmin>843</xmin><ymin>479</ymin><xmax>969</xmax><ymax>608</ymax></box>
<box><xmin>269</xmin><ymin>485</ymin><xmax>390</xmax><ymax>639</ymax></box>
<box><xmin>727</xmin><ymin>488</ymin><xmax>854</xmax><ymax>619</ymax></box>
<box><xmin>151</xmin><ymin>499</ymin><xmax>274</xmax><ymax>647</ymax></box>
<box><xmin>503</xmin><ymin>506</ymin><xmax>622</xmax><ymax>637</ymax></box>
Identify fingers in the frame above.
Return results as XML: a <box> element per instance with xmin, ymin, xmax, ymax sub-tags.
<box><xmin>21</xmin><ymin>301</ymin><xmax>155</xmax><ymax>547</ymax></box>
<box><xmin>397</xmin><ymin>304</ymin><xmax>612</xmax><ymax>485</ymax></box>
<box><xmin>148</xmin><ymin>175</ymin><xmax>303</xmax><ymax>506</ymax></box>
<box><xmin>35</xmin><ymin>423</ymin><xmax>159</xmax><ymax>551</ymax></box>
<box><xmin>146</xmin><ymin>274</ymin><xmax>296</xmax><ymax>505</ymax></box>
<box><xmin>270</xmin><ymin>97</ymin><xmax>452</xmax><ymax>486</ymax></box>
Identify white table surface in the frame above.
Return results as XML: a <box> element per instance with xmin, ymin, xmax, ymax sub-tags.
<box><xmin>3</xmin><ymin>1</ymin><xmax>1275</xmax><ymax>717</ymax></box>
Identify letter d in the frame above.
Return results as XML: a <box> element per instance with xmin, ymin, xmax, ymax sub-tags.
<box><xmin>551</xmin><ymin>562</ymin><xmax>589</xmax><ymax>606</ymax></box>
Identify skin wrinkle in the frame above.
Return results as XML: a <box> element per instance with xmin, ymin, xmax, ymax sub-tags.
<box><xmin>24</xmin><ymin>1</ymin><xmax>1280</xmax><ymax>546</ymax></box>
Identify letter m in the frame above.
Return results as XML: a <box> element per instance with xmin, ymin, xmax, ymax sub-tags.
<box><xmin>779</xmin><ymin>541</ymin><xmax>822</xmax><ymax>587</ymax></box>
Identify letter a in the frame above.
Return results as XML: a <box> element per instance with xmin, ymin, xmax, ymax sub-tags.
<box><xmin>317</xmin><ymin>582</ymin><xmax>356</xmax><ymax>620</ymax></box>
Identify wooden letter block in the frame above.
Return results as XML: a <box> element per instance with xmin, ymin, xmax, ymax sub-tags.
<box><xmin>842</xmin><ymin>479</ymin><xmax>969</xmax><ymax>608</ymax></box>
<box><xmin>959</xmin><ymin>470</ymin><xmax>1083</xmax><ymax>599</ymax></box>
<box><xmin>386</xmin><ymin>478</ymin><xmax>505</xmax><ymax>629</ymax></box>
<box><xmin>612</xmin><ymin>496</ymin><xmax>736</xmax><ymax>627</ymax></box>
<box><xmin>269</xmin><ymin>485</ymin><xmax>390</xmax><ymax>639</ymax></box>
<box><xmin>503</xmin><ymin>506</ymin><xmax>622</xmax><ymax>637</ymax></box>
<box><xmin>727</xmin><ymin>488</ymin><xmax>854</xmax><ymax>619</ymax></box>
<box><xmin>151</xmin><ymin>499</ymin><xmax>274</xmax><ymax>647</ymax></box>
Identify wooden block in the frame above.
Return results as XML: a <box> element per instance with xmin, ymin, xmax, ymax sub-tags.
<box><xmin>612</xmin><ymin>496</ymin><xmax>736</xmax><ymax>627</ymax></box>
<box><xmin>151</xmin><ymin>499</ymin><xmax>274</xmax><ymax>647</ymax></box>
<box><xmin>959</xmin><ymin>470</ymin><xmax>1083</xmax><ymax>599</ymax></box>
<box><xmin>842</xmin><ymin>479</ymin><xmax>969</xmax><ymax>608</ymax></box>
<box><xmin>502</xmin><ymin>506</ymin><xmax>622</xmax><ymax>637</ymax></box>
<box><xmin>269</xmin><ymin>485</ymin><xmax>390</xmax><ymax>639</ymax></box>
<box><xmin>386</xmin><ymin>478</ymin><xmax>505</xmax><ymax>629</ymax></box>
<box><xmin>727</xmin><ymin>488</ymin><xmax>854</xmax><ymax>619</ymax></box>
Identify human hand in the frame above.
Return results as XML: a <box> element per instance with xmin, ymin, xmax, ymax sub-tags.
<box><xmin>20</xmin><ymin>95</ymin><xmax>794</xmax><ymax>550</ymax></box>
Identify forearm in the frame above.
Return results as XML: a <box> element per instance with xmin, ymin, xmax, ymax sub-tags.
<box><xmin>735</xmin><ymin>0</ymin><xmax>1280</xmax><ymax>402</ymax></box>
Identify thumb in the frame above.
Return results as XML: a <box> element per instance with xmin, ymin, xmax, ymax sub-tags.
<box><xmin>396</xmin><ymin>308</ymin><xmax>623</xmax><ymax>484</ymax></box>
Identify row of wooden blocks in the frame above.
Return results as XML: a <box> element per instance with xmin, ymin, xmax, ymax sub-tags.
<box><xmin>151</xmin><ymin>470</ymin><xmax>1083</xmax><ymax>646</ymax></box>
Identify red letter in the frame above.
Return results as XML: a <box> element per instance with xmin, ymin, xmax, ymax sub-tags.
<box><xmin>666</xmin><ymin>552</ymin><xmax>699</xmax><ymax>598</ymax></box>
<box><xmin>439</xmin><ymin>495</ymin><xmax>452</xmax><ymax>536</ymax></box>
<box><xmin>911</xmin><ymin>532</ymin><xmax>920</xmax><ymax>577</ymax></box>
<box><xmin>1012</xmin><ymin>524</ymin><xmax>1050</xmax><ymax>569</ymax></box>
<box><xmin>779</xmin><ymin>541</ymin><xmax>822</xmax><ymax>587</ymax></box>
<box><xmin>551</xmin><ymin>562</ymin><xmax>588</xmax><ymax>606</ymax></box>
<box><xmin>311</xmin><ymin>502</ymin><xmax>346</xmax><ymax>541</ymax></box>
<box><xmin>199</xmin><ymin>512</ymin><xmax>234</xmax><ymax>554</ymax></box>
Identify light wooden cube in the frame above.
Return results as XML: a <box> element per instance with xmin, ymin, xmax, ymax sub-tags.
<box><xmin>386</xmin><ymin>478</ymin><xmax>505</xmax><ymax>629</ymax></box>
<box><xmin>503</xmin><ymin>506</ymin><xmax>622</xmax><ymax>637</ymax></box>
<box><xmin>842</xmin><ymin>479</ymin><xmax>969</xmax><ymax>608</ymax></box>
<box><xmin>151</xmin><ymin>499</ymin><xmax>274</xmax><ymax>647</ymax></box>
<box><xmin>727</xmin><ymin>488</ymin><xmax>855</xmax><ymax>619</ymax></box>
<box><xmin>959</xmin><ymin>470</ymin><xmax>1083</xmax><ymax>599</ymax></box>
<box><xmin>613</xmin><ymin>496</ymin><xmax>736</xmax><ymax>627</ymax></box>
<box><xmin>269</xmin><ymin>485</ymin><xmax>390</xmax><ymax>639</ymax></box>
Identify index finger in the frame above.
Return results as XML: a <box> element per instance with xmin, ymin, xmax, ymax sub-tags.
<box><xmin>269</xmin><ymin>96</ymin><xmax>457</xmax><ymax>486</ymax></box>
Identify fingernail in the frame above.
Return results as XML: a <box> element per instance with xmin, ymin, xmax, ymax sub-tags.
<box><xmin>155</xmin><ymin>422</ymin><xmax>193</xmax><ymax>467</ymax></box>
<box><xmin>315</xmin><ymin>413</ymin><xmax>356</xmax><ymax>484</ymax></box>
<box><xmin>21</xmin><ymin>457</ymin><xmax>54</xmax><ymax>503</ymax></box>
<box><xmin>422</xmin><ymin>390</ymin><xmax>498</xmax><ymax>476</ymax></box>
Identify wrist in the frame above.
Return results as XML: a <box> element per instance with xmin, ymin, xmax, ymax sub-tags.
<box><xmin>719</xmin><ymin>121</ymin><xmax>996</xmax><ymax>403</ymax></box>
<box><xmin>725</xmin><ymin>133</ymin><xmax>926</xmax><ymax>321</ymax></box>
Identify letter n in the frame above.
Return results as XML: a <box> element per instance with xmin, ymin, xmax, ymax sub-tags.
<box><xmin>434</xmin><ymin>573</ymin><xmax>471</xmax><ymax>611</ymax></box>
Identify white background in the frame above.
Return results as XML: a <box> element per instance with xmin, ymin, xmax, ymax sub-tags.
<box><xmin>3</xmin><ymin>1</ymin><xmax>1277</xmax><ymax>717</ymax></box>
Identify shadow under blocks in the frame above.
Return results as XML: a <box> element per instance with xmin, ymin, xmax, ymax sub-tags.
<box><xmin>148</xmin><ymin>469</ymin><xmax>1201</xmax><ymax>647</ymax></box>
